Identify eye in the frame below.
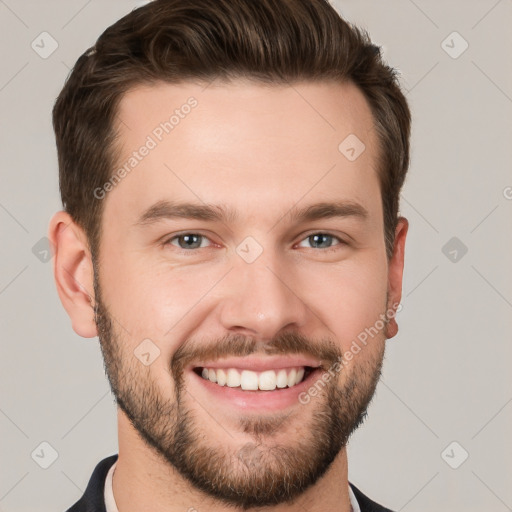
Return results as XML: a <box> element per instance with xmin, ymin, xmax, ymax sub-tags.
<box><xmin>163</xmin><ymin>231</ymin><xmax>347</xmax><ymax>254</ymax></box>
<box><xmin>165</xmin><ymin>233</ymin><xmax>213</xmax><ymax>250</ymax></box>
<box><xmin>296</xmin><ymin>232</ymin><xmax>346</xmax><ymax>251</ymax></box>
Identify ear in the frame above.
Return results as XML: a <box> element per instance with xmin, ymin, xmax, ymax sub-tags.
<box><xmin>384</xmin><ymin>216</ymin><xmax>409</xmax><ymax>339</ymax></box>
<box><xmin>48</xmin><ymin>211</ymin><xmax>98</xmax><ymax>338</ymax></box>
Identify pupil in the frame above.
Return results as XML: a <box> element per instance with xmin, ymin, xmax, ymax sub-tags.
<box><xmin>181</xmin><ymin>234</ymin><xmax>200</xmax><ymax>249</ymax></box>
<box><xmin>311</xmin><ymin>234</ymin><xmax>330</xmax><ymax>248</ymax></box>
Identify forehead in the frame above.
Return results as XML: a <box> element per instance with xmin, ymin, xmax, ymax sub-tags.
<box><xmin>107</xmin><ymin>79</ymin><xmax>381</xmax><ymax>228</ymax></box>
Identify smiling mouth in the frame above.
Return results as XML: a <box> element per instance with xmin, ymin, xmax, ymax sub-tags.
<box><xmin>193</xmin><ymin>366</ymin><xmax>317</xmax><ymax>391</ymax></box>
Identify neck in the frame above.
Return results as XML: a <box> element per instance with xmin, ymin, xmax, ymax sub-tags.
<box><xmin>113</xmin><ymin>409</ymin><xmax>352</xmax><ymax>512</ymax></box>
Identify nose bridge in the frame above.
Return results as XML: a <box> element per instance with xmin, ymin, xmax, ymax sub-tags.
<box><xmin>219</xmin><ymin>243</ymin><xmax>307</xmax><ymax>338</ymax></box>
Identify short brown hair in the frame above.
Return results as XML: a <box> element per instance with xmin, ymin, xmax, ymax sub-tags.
<box><xmin>53</xmin><ymin>0</ymin><xmax>411</xmax><ymax>261</ymax></box>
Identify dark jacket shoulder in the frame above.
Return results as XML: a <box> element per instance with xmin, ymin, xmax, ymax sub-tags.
<box><xmin>349</xmin><ymin>482</ymin><xmax>395</xmax><ymax>512</ymax></box>
<box><xmin>66</xmin><ymin>454</ymin><xmax>118</xmax><ymax>512</ymax></box>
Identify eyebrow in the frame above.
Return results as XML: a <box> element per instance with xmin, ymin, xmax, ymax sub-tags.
<box><xmin>135</xmin><ymin>199</ymin><xmax>369</xmax><ymax>227</ymax></box>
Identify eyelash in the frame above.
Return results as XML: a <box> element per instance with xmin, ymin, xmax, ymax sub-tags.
<box><xmin>163</xmin><ymin>232</ymin><xmax>347</xmax><ymax>254</ymax></box>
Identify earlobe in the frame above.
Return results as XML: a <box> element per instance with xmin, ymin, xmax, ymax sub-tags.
<box><xmin>48</xmin><ymin>211</ymin><xmax>98</xmax><ymax>338</ymax></box>
<box><xmin>385</xmin><ymin>216</ymin><xmax>409</xmax><ymax>339</ymax></box>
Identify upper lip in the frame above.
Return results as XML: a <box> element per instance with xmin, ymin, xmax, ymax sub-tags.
<box><xmin>190</xmin><ymin>355</ymin><xmax>323</xmax><ymax>372</ymax></box>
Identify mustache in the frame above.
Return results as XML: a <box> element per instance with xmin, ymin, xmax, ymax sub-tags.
<box><xmin>171</xmin><ymin>331</ymin><xmax>342</xmax><ymax>379</ymax></box>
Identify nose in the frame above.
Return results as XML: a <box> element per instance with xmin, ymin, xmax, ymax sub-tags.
<box><xmin>218</xmin><ymin>248</ymin><xmax>310</xmax><ymax>341</ymax></box>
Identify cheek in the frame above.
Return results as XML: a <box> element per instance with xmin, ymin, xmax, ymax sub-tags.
<box><xmin>98</xmin><ymin>252</ymin><xmax>169</xmax><ymax>341</ymax></box>
<box><xmin>100</xmin><ymin>255</ymin><xmax>216</xmax><ymax>355</ymax></box>
<box><xmin>300</xmin><ymin>255</ymin><xmax>388</xmax><ymax>351</ymax></box>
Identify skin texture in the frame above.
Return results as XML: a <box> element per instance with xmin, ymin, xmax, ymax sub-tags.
<box><xmin>49</xmin><ymin>79</ymin><xmax>408</xmax><ymax>512</ymax></box>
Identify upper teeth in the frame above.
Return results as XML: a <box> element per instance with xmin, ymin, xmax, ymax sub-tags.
<box><xmin>200</xmin><ymin>367</ymin><xmax>306</xmax><ymax>391</ymax></box>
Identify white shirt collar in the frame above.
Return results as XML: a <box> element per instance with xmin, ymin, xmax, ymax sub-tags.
<box><xmin>348</xmin><ymin>483</ymin><xmax>361</xmax><ymax>512</ymax></box>
<box><xmin>104</xmin><ymin>460</ymin><xmax>360</xmax><ymax>512</ymax></box>
<box><xmin>104</xmin><ymin>459</ymin><xmax>118</xmax><ymax>512</ymax></box>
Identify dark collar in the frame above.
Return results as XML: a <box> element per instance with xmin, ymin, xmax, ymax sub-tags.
<box><xmin>65</xmin><ymin>454</ymin><xmax>118</xmax><ymax>512</ymax></box>
<box><xmin>349</xmin><ymin>481</ymin><xmax>395</xmax><ymax>512</ymax></box>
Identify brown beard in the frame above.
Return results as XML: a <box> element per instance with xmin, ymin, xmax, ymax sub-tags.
<box><xmin>93</xmin><ymin>263</ymin><xmax>386</xmax><ymax>509</ymax></box>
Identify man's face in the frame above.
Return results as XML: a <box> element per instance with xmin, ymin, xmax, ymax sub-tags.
<box><xmin>92</xmin><ymin>79</ymin><xmax>404</xmax><ymax>508</ymax></box>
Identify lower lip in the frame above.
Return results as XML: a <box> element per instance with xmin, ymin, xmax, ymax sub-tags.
<box><xmin>188</xmin><ymin>368</ymin><xmax>323</xmax><ymax>412</ymax></box>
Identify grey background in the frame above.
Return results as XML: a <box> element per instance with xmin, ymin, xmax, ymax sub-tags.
<box><xmin>1</xmin><ymin>1</ymin><xmax>511</xmax><ymax>511</ymax></box>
